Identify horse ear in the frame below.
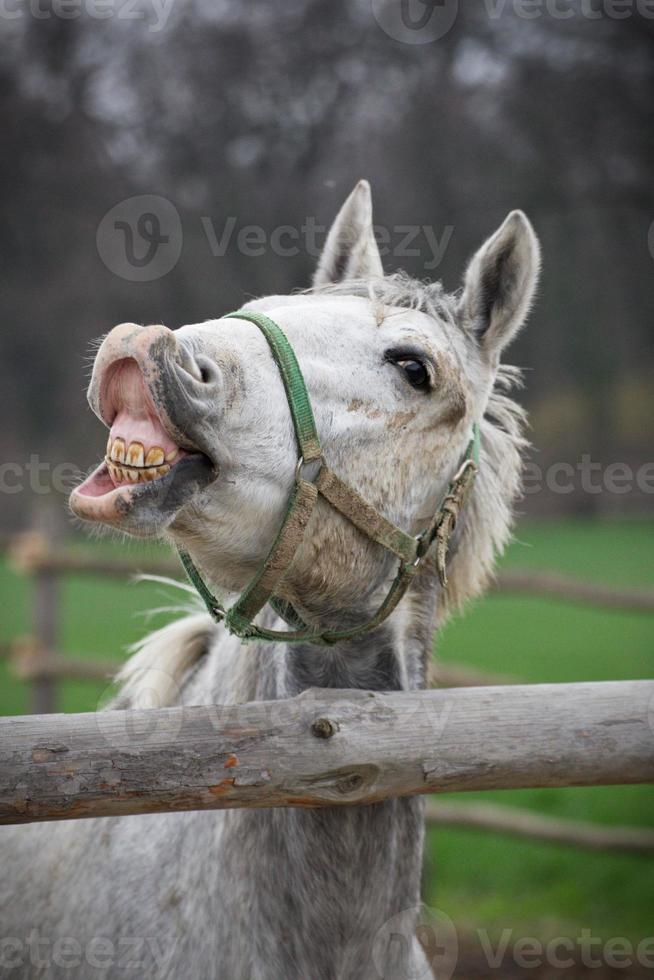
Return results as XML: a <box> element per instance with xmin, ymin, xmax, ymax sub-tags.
<box><xmin>459</xmin><ymin>210</ymin><xmax>540</xmax><ymax>360</ymax></box>
<box><xmin>313</xmin><ymin>180</ymin><xmax>384</xmax><ymax>287</ymax></box>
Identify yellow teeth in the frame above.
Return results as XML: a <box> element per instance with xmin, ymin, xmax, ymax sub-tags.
<box><xmin>111</xmin><ymin>438</ymin><xmax>126</xmax><ymax>463</ymax></box>
<box><xmin>105</xmin><ymin>439</ymin><xmax>176</xmax><ymax>485</ymax></box>
<box><xmin>106</xmin><ymin>461</ymin><xmax>171</xmax><ymax>485</ymax></box>
<box><xmin>126</xmin><ymin>442</ymin><xmax>145</xmax><ymax>467</ymax></box>
<box><xmin>145</xmin><ymin>447</ymin><xmax>165</xmax><ymax>466</ymax></box>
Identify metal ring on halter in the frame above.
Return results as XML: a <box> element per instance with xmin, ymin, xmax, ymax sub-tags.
<box><xmin>295</xmin><ymin>454</ymin><xmax>325</xmax><ymax>484</ymax></box>
<box><xmin>412</xmin><ymin>531</ymin><xmax>427</xmax><ymax>567</ymax></box>
<box><xmin>451</xmin><ymin>458</ymin><xmax>477</xmax><ymax>484</ymax></box>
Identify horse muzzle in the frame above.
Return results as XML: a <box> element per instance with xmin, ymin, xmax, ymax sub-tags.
<box><xmin>69</xmin><ymin>322</ymin><xmax>218</xmax><ymax>536</ymax></box>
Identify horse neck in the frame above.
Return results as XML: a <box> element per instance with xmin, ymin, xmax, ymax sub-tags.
<box><xmin>242</xmin><ymin>567</ymin><xmax>439</xmax><ymax>699</ymax></box>
<box><xmin>211</xmin><ymin>578</ymin><xmax>438</xmax><ymax>979</ymax></box>
<box><xmin>299</xmin><ymin>598</ymin><xmax>434</xmax><ymax>697</ymax></box>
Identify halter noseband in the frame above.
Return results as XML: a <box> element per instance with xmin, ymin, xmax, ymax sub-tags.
<box><xmin>177</xmin><ymin>309</ymin><xmax>480</xmax><ymax>645</ymax></box>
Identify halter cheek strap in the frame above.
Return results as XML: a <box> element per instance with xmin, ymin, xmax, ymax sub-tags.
<box><xmin>177</xmin><ymin>309</ymin><xmax>480</xmax><ymax>646</ymax></box>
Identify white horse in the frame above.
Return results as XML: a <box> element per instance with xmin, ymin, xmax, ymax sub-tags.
<box><xmin>1</xmin><ymin>181</ymin><xmax>539</xmax><ymax>979</ymax></box>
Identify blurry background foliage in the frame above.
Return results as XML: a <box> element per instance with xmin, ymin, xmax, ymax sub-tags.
<box><xmin>0</xmin><ymin>0</ymin><xmax>653</xmax><ymax>530</ymax></box>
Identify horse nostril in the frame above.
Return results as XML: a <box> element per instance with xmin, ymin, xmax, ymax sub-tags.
<box><xmin>194</xmin><ymin>356</ymin><xmax>218</xmax><ymax>385</ymax></box>
<box><xmin>175</xmin><ymin>343</ymin><xmax>216</xmax><ymax>385</ymax></box>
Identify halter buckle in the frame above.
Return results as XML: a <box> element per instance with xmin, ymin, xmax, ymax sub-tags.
<box><xmin>295</xmin><ymin>454</ymin><xmax>325</xmax><ymax>484</ymax></box>
<box><xmin>451</xmin><ymin>457</ymin><xmax>477</xmax><ymax>486</ymax></box>
<box><xmin>412</xmin><ymin>531</ymin><xmax>427</xmax><ymax>567</ymax></box>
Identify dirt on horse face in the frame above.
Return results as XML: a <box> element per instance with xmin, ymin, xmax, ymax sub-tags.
<box><xmin>2</xmin><ymin>180</ymin><xmax>539</xmax><ymax>980</ymax></box>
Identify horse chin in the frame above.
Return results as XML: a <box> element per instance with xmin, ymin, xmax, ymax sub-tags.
<box><xmin>69</xmin><ymin>453</ymin><xmax>216</xmax><ymax>537</ymax></box>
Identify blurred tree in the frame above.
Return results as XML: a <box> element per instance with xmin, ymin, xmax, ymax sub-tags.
<box><xmin>0</xmin><ymin>0</ymin><xmax>652</xmax><ymax>525</ymax></box>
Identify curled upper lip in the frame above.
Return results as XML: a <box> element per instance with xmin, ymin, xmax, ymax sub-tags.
<box><xmin>89</xmin><ymin>322</ymin><xmax>216</xmax><ymax>463</ymax></box>
<box><xmin>70</xmin><ymin>324</ymin><xmax>219</xmax><ymax>533</ymax></box>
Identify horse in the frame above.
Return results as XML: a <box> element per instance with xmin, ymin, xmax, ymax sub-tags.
<box><xmin>0</xmin><ymin>180</ymin><xmax>539</xmax><ymax>979</ymax></box>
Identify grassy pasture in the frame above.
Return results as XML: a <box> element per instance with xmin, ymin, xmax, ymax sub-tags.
<box><xmin>1</xmin><ymin>519</ymin><xmax>652</xmax><ymax>946</ymax></box>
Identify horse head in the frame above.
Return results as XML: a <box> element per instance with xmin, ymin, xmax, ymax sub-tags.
<box><xmin>71</xmin><ymin>181</ymin><xmax>539</xmax><ymax>623</ymax></box>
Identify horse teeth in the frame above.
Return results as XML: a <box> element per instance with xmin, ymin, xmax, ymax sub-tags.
<box><xmin>145</xmin><ymin>447</ymin><xmax>165</xmax><ymax>466</ymax></box>
<box><xmin>105</xmin><ymin>440</ymin><xmax>175</xmax><ymax>484</ymax></box>
<box><xmin>111</xmin><ymin>438</ymin><xmax>126</xmax><ymax>463</ymax></box>
<box><xmin>126</xmin><ymin>442</ymin><xmax>145</xmax><ymax>467</ymax></box>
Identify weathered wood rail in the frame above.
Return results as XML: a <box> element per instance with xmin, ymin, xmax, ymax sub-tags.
<box><xmin>10</xmin><ymin>531</ymin><xmax>654</xmax><ymax>610</ymax></box>
<box><xmin>495</xmin><ymin>569</ymin><xmax>654</xmax><ymax>612</ymax></box>
<box><xmin>1</xmin><ymin>681</ymin><xmax>652</xmax><ymax>826</ymax></box>
<box><xmin>7</xmin><ymin>639</ymin><xmax>511</xmax><ymax>690</ymax></box>
<box><xmin>424</xmin><ymin>801</ymin><xmax>654</xmax><ymax>854</ymax></box>
<box><xmin>3</xmin><ymin>533</ymin><xmax>653</xmax><ymax>849</ymax></box>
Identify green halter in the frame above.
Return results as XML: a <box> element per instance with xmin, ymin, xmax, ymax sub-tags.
<box><xmin>177</xmin><ymin>309</ymin><xmax>480</xmax><ymax>645</ymax></box>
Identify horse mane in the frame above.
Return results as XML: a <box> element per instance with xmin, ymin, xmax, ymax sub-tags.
<box><xmin>312</xmin><ymin>270</ymin><xmax>460</xmax><ymax>325</ymax></box>
<box><xmin>444</xmin><ymin>364</ymin><xmax>527</xmax><ymax>616</ymax></box>
<box><xmin>313</xmin><ymin>272</ymin><xmax>528</xmax><ymax>617</ymax></box>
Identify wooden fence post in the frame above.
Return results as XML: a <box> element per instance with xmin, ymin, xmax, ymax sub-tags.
<box><xmin>9</xmin><ymin>531</ymin><xmax>59</xmax><ymax>713</ymax></box>
<box><xmin>31</xmin><ymin>566</ymin><xmax>59</xmax><ymax>714</ymax></box>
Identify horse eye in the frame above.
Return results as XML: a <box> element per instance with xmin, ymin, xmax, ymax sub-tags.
<box><xmin>396</xmin><ymin>358</ymin><xmax>430</xmax><ymax>392</ymax></box>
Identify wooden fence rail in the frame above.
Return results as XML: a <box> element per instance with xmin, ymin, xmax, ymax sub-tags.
<box><xmin>1</xmin><ymin>681</ymin><xmax>652</xmax><ymax>826</ymax></box>
<box><xmin>3</xmin><ymin>534</ymin><xmax>653</xmax><ymax>851</ymax></box>
<box><xmin>9</xmin><ymin>639</ymin><xmax>117</xmax><ymax>683</ymax></box>
<box><xmin>7</xmin><ymin>639</ymin><xmax>512</xmax><ymax>691</ymax></box>
<box><xmin>424</xmin><ymin>801</ymin><xmax>654</xmax><ymax>854</ymax></box>
<box><xmin>9</xmin><ymin>531</ymin><xmax>654</xmax><ymax>610</ymax></box>
<box><xmin>494</xmin><ymin>569</ymin><xmax>654</xmax><ymax>612</ymax></box>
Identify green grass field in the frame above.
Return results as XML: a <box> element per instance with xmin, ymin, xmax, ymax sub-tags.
<box><xmin>1</xmin><ymin>519</ymin><xmax>653</xmax><ymax>948</ymax></box>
